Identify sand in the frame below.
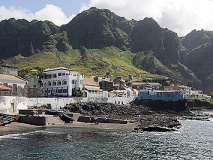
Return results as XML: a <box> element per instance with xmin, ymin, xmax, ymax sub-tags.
<box><xmin>0</xmin><ymin>122</ymin><xmax>45</xmax><ymax>136</ymax></box>
<box><xmin>0</xmin><ymin>121</ymin><xmax>138</xmax><ymax>136</ymax></box>
<box><xmin>64</xmin><ymin>121</ymin><xmax>138</xmax><ymax>131</ymax></box>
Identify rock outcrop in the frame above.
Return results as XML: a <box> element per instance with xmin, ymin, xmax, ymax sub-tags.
<box><xmin>64</xmin><ymin>101</ymin><xmax>189</xmax><ymax>132</ymax></box>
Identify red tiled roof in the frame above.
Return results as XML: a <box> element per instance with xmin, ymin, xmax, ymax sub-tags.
<box><xmin>0</xmin><ymin>84</ymin><xmax>11</xmax><ymax>91</ymax></box>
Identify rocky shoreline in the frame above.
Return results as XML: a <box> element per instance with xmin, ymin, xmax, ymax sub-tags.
<box><xmin>64</xmin><ymin>99</ymin><xmax>213</xmax><ymax>132</ymax></box>
<box><xmin>1</xmin><ymin>100</ymin><xmax>212</xmax><ymax>136</ymax></box>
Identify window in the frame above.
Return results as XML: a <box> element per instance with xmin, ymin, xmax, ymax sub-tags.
<box><xmin>57</xmin><ymin>81</ymin><xmax>61</xmax><ymax>86</ymax></box>
<box><xmin>53</xmin><ymin>81</ymin><xmax>56</xmax><ymax>86</ymax></box>
<box><xmin>72</xmin><ymin>80</ymin><xmax>75</xmax><ymax>84</ymax></box>
<box><xmin>63</xmin><ymin>80</ymin><xmax>67</xmax><ymax>85</ymax></box>
<box><xmin>63</xmin><ymin>89</ymin><xmax>67</xmax><ymax>93</ymax></box>
<box><xmin>58</xmin><ymin>89</ymin><xmax>62</xmax><ymax>93</ymax></box>
<box><xmin>52</xmin><ymin>74</ymin><xmax>57</xmax><ymax>78</ymax></box>
<box><xmin>12</xmin><ymin>84</ymin><xmax>17</xmax><ymax>92</ymax></box>
<box><xmin>48</xmin><ymin>81</ymin><xmax>51</xmax><ymax>86</ymax></box>
<box><xmin>62</xmin><ymin>73</ymin><xmax>65</xmax><ymax>76</ymax></box>
<box><xmin>47</xmin><ymin>74</ymin><xmax>51</xmax><ymax>79</ymax></box>
<box><xmin>58</xmin><ymin>73</ymin><xmax>61</xmax><ymax>76</ymax></box>
<box><xmin>3</xmin><ymin>83</ymin><xmax>8</xmax><ymax>87</ymax></box>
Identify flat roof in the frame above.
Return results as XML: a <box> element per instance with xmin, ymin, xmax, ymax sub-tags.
<box><xmin>140</xmin><ymin>90</ymin><xmax>180</xmax><ymax>93</ymax></box>
<box><xmin>43</xmin><ymin>67</ymin><xmax>72</xmax><ymax>72</ymax></box>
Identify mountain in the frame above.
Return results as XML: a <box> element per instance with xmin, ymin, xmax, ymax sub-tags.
<box><xmin>60</xmin><ymin>7</ymin><xmax>136</xmax><ymax>50</ymax></box>
<box><xmin>0</xmin><ymin>18</ymin><xmax>70</xmax><ymax>58</ymax></box>
<box><xmin>180</xmin><ymin>29</ymin><xmax>213</xmax><ymax>51</ymax></box>
<box><xmin>0</xmin><ymin>7</ymin><xmax>213</xmax><ymax>93</ymax></box>
<box><xmin>131</xmin><ymin>18</ymin><xmax>181</xmax><ymax>65</ymax></box>
<box><xmin>180</xmin><ymin>29</ymin><xmax>213</xmax><ymax>93</ymax></box>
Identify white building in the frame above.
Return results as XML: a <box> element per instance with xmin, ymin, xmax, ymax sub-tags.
<box><xmin>0</xmin><ymin>74</ymin><xmax>28</xmax><ymax>113</ymax></box>
<box><xmin>41</xmin><ymin>67</ymin><xmax>84</xmax><ymax>97</ymax></box>
<box><xmin>189</xmin><ymin>90</ymin><xmax>211</xmax><ymax>100</ymax></box>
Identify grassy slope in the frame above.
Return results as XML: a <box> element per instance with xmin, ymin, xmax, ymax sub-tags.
<box><xmin>4</xmin><ymin>47</ymin><xmax>163</xmax><ymax>81</ymax></box>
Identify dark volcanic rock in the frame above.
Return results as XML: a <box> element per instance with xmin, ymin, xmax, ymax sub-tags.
<box><xmin>64</xmin><ymin>101</ymin><xmax>190</xmax><ymax>132</ymax></box>
<box><xmin>135</xmin><ymin>113</ymin><xmax>181</xmax><ymax>132</ymax></box>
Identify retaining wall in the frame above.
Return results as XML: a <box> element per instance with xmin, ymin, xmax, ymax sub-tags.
<box><xmin>27</xmin><ymin>96</ymin><xmax>135</xmax><ymax>110</ymax></box>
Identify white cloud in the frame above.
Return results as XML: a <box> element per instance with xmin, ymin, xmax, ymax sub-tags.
<box><xmin>0</xmin><ymin>6</ymin><xmax>34</xmax><ymax>20</ymax></box>
<box><xmin>0</xmin><ymin>4</ymin><xmax>74</xmax><ymax>26</ymax></box>
<box><xmin>34</xmin><ymin>4</ymin><xmax>74</xmax><ymax>26</ymax></box>
<box><xmin>82</xmin><ymin>0</ymin><xmax>213</xmax><ymax>36</ymax></box>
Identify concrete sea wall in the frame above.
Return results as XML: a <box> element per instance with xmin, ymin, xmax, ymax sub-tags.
<box><xmin>18</xmin><ymin>115</ymin><xmax>65</xmax><ymax>126</ymax></box>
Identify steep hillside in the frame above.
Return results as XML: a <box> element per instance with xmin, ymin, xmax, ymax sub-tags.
<box><xmin>180</xmin><ymin>29</ymin><xmax>213</xmax><ymax>51</ymax></box>
<box><xmin>179</xmin><ymin>29</ymin><xmax>213</xmax><ymax>93</ymax></box>
<box><xmin>133</xmin><ymin>51</ymin><xmax>200</xmax><ymax>86</ymax></box>
<box><xmin>4</xmin><ymin>47</ymin><xmax>162</xmax><ymax>81</ymax></box>
<box><xmin>0</xmin><ymin>18</ymin><xmax>60</xmax><ymax>58</ymax></box>
<box><xmin>60</xmin><ymin>7</ymin><xmax>136</xmax><ymax>50</ymax></box>
<box><xmin>1</xmin><ymin>7</ymin><xmax>213</xmax><ymax>93</ymax></box>
<box><xmin>131</xmin><ymin>18</ymin><xmax>180</xmax><ymax>65</ymax></box>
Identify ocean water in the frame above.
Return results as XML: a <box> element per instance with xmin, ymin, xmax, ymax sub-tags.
<box><xmin>0</xmin><ymin>119</ymin><xmax>212</xmax><ymax>160</ymax></box>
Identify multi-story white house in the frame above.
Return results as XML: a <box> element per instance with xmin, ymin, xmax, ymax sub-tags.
<box><xmin>41</xmin><ymin>67</ymin><xmax>84</xmax><ymax>97</ymax></box>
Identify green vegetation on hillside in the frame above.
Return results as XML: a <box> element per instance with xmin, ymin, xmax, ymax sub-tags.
<box><xmin>4</xmin><ymin>46</ymin><xmax>163</xmax><ymax>82</ymax></box>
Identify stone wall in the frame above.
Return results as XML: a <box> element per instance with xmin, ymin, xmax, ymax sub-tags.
<box><xmin>27</xmin><ymin>87</ymin><xmax>45</xmax><ymax>97</ymax></box>
<box><xmin>0</xmin><ymin>65</ymin><xmax>18</xmax><ymax>76</ymax></box>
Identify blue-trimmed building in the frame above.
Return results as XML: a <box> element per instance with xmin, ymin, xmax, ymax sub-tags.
<box><xmin>138</xmin><ymin>90</ymin><xmax>184</xmax><ymax>101</ymax></box>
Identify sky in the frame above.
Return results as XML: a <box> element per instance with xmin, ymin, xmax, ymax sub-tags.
<box><xmin>0</xmin><ymin>0</ymin><xmax>213</xmax><ymax>36</ymax></box>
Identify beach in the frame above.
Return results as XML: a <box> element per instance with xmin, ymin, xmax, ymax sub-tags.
<box><xmin>0</xmin><ymin>121</ymin><xmax>138</xmax><ymax>136</ymax></box>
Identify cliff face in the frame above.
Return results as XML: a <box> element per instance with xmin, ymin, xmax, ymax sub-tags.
<box><xmin>0</xmin><ymin>18</ymin><xmax>70</xmax><ymax>58</ymax></box>
<box><xmin>131</xmin><ymin>18</ymin><xmax>180</xmax><ymax>65</ymax></box>
<box><xmin>179</xmin><ymin>30</ymin><xmax>213</xmax><ymax>92</ymax></box>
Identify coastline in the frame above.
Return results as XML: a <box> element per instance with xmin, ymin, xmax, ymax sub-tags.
<box><xmin>1</xmin><ymin>102</ymin><xmax>212</xmax><ymax>136</ymax></box>
<box><xmin>0</xmin><ymin>121</ymin><xmax>138</xmax><ymax>136</ymax></box>
<box><xmin>0</xmin><ymin>122</ymin><xmax>45</xmax><ymax>136</ymax></box>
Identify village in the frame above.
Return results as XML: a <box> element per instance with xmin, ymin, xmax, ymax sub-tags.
<box><xmin>0</xmin><ymin>64</ymin><xmax>211</xmax><ymax>115</ymax></box>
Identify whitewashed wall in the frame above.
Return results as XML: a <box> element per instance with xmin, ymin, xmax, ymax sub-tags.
<box><xmin>0</xmin><ymin>96</ymin><xmax>136</xmax><ymax>114</ymax></box>
<box><xmin>27</xmin><ymin>97</ymin><xmax>89</xmax><ymax>110</ymax></box>
<box><xmin>107</xmin><ymin>96</ymin><xmax>135</xmax><ymax>105</ymax></box>
<box><xmin>27</xmin><ymin>96</ymin><xmax>136</xmax><ymax>110</ymax></box>
<box><xmin>0</xmin><ymin>96</ymin><xmax>28</xmax><ymax>114</ymax></box>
